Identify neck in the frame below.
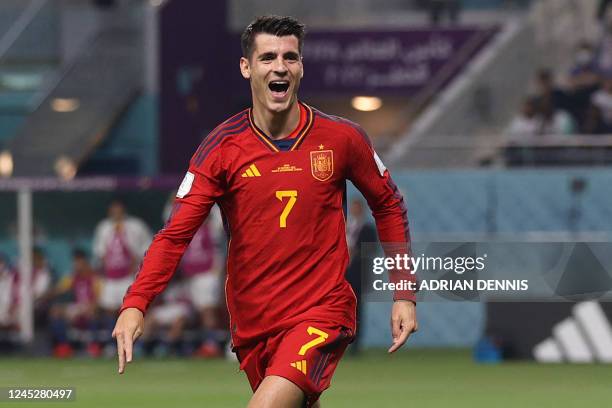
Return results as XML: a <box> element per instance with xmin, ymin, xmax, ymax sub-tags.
<box><xmin>252</xmin><ymin>101</ymin><xmax>300</xmax><ymax>140</ymax></box>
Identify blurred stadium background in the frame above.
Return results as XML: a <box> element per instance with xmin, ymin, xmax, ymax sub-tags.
<box><xmin>1</xmin><ymin>0</ymin><xmax>612</xmax><ymax>406</ymax></box>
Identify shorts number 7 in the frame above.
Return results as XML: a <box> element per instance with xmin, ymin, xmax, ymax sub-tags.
<box><xmin>298</xmin><ymin>326</ymin><xmax>329</xmax><ymax>356</ymax></box>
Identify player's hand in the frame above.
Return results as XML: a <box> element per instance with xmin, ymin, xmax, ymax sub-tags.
<box><xmin>111</xmin><ymin>307</ymin><xmax>144</xmax><ymax>374</ymax></box>
<box><xmin>388</xmin><ymin>300</ymin><xmax>418</xmax><ymax>353</ymax></box>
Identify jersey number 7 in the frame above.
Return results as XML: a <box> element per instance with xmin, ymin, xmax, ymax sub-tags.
<box><xmin>276</xmin><ymin>190</ymin><xmax>298</xmax><ymax>228</ymax></box>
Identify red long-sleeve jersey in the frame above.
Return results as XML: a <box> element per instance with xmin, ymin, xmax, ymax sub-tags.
<box><xmin>121</xmin><ymin>102</ymin><xmax>413</xmax><ymax>347</ymax></box>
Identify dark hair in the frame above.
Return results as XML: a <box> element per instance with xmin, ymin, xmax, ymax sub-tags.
<box><xmin>524</xmin><ymin>95</ymin><xmax>538</xmax><ymax>106</ymax></box>
<box><xmin>72</xmin><ymin>248</ymin><xmax>89</xmax><ymax>259</ymax></box>
<box><xmin>241</xmin><ymin>15</ymin><xmax>305</xmax><ymax>59</ymax></box>
<box><xmin>537</xmin><ymin>68</ymin><xmax>552</xmax><ymax>82</ymax></box>
<box><xmin>109</xmin><ymin>194</ymin><xmax>126</xmax><ymax>205</ymax></box>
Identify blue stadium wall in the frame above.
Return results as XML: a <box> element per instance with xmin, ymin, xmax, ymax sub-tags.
<box><xmin>1</xmin><ymin>167</ymin><xmax>612</xmax><ymax>347</ymax></box>
<box><xmin>356</xmin><ymin>168</ymin><xmax>612</xmax><ymax>348</ymax></box>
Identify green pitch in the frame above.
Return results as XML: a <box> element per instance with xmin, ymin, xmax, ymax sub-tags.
<box><xmin>1</xmin><ymin>350</ymin><xmax>611</xmax><ymax>407</ymax></box>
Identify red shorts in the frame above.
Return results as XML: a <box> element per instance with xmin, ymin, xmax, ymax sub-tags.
<box><xmin>236</xmin><ymin>321</ymin><xmax>354</xmax><ymax>407</ymax></box>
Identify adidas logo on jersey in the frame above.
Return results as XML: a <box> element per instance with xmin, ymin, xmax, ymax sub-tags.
<box><xmin>241</xmin><ymin>164</ymin><xmax>261</xmax><ymax>178</ymax></box>
<box><xmin>290</xmin><ymin>359</ymin><xmax>307</xmax><ymax>374</ymax></box>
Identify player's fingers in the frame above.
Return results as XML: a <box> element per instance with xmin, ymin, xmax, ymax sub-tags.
<box><xmin>398</xmin><ymin>323</ymin><xmax>411</xmax><ymax>345</ymax></box>
<box><xmin>133</xmin><ymin>327</ymin><xmax>143</xmax><ymax>341</ymax></box>
<box><xmin>388</xmin><ymin>322</ymin><xmax>410</xmax><ymax>353</ymax></box>
<box><xmin>128</xmin><ymin>326</ymin><xmax>144</xmax><ymax>362</ymax></box>
<box><xmin>388</xmin><ymin>337</ymin><xmax>402</xmax><ymax>353</ymax></box>
<box><xmin>390</xmin><ymin>317</ymin><xmax>401</xmax><ymax>340</ymax></box>
<box><xmin>388</xmin><ymin>317</ymin><xmax>400</xmax><ymax>353</ymax></box>
<box><xmin>116</xmin><ymin>333</ymin><xmax>126</xmax><ymax>374</ymax></box>
<box><xmin>124</xmin><ymin>333</ymin><xmax>134</xmax><ymax>364</ymax></box>
<box><xmin>387</xmin><ymin>330</ymin><xmax>405</xmax><ymax>353</ymax></box>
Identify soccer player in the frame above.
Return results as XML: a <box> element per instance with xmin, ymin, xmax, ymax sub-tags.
<box><xmin>113</xmin><ymin>15</ymin><xmax>417</xmax><ymax>407</ymax></box>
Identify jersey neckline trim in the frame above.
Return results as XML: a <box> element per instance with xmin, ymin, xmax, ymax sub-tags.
<box><xmin>248</xmin><ymin>101</ymin><xmax>314</xmax><ymax>153</ymax></box>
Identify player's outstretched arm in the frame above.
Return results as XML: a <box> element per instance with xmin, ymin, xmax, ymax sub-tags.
<box><xmin>345</xmin><ymin>124</ymin><xmax>416</xmax><ymax>302</ymax></box>
<box><xmin>112</xmin><ymin>307</ymin><xmax>144</xmax><ymax>374</ymax></box>
<box><xmin>388</xmin><ymin>300</ymin><xmax>418</xmax><ymax>353</ymax></box>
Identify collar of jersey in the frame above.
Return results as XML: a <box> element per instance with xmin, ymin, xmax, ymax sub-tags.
<box><xmin>248</xmin><ymin>101</ymin><xmax>314</xmax><ymax>152</ymax></box>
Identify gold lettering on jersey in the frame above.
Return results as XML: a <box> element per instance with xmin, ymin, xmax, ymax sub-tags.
<box><xmin>272</xmin><ymin>164</ymin><xmax>303</xmax><ymax>173</ymax></box>
<box><xmin>310</xmin><ymin>150</ymin><xmax>333</xmax><ymax>181</ymax></box>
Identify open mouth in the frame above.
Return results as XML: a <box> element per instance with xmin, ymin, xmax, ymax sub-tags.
<box><xmin>268</xmin><ymin>81</ymin><xmax>290</xmax><ymax>94</ymax></box>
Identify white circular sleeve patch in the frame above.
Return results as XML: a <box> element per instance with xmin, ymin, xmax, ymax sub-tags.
<box><xmin>177</xmin><ymin>171</ymin><xmax>194</xmax><ymax>198</ymax></box>
<box><xmin>373</xmin><ymin>151</ymin><xmax>387</xmax><ymax>176</ymax></box>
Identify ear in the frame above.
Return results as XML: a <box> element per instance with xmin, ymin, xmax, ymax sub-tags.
<box><xmin>240</xmin><ymin>57</ymin><xmax>251</xmax><ymax>80</ymax></box>
<box><xmin>300</xmin><ymin>57</ymin><xmax>304</xmax><ymax>79</ymax></box>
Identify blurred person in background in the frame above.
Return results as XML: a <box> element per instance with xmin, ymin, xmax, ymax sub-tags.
<box><xmin>507</xmin><ymin>96</ymin><xmax>574</xmax><ymax>140</ymax></box>
<box><xmin>31</xmin><ymin>247</ymin><xmax>54</xmax><ymax>325</ymax></box>
<box><xmin>93</xmin><ymin>198</ymin><xmax>151</xmax><ymax>348</ymax></box>
<box><xmin>0</xmin><ymin>254</ymin><xmax>17</xmax><ymax>332</ymax></box>
<box><xmin>586</xmin><ymin>76</ymin><xmax>612</xmax><ymax>133</ymax></box>
<box><xmin>537</xmin><ymin>97</ymin><xmax>575</xmax><ymax>135</ymax></box>
<box><xmin>506</xmin><ymin>97</ymin><xmax>539</xmax><ymax>139</ymax></box>
<box><xmin>10</xmin><ymin>248</ymin><xmax>54</xmax><ymax>329</ymax></box>
<box><xmin>534</xmin><ymin>69</ymin><xmax>569</xmax><ymax>113</ymax></box>
<box><xmin>567</xmin><ymin>41</ymin><xmax>600</xmax><ymax>90</ymax></box>
<box><xmin>345</xmin><ymin>199</ymin><xmax>377</xmax><ymax>355</ymax></box>
<box><xmin>48</xmin><ymin>249</ymin><xmax>101</xmax><ymax>358</ymax></box>
<box><xmin>564</xmin><ymin>41</ymin><xmax>601</xmax><ymax>129</ymax></box>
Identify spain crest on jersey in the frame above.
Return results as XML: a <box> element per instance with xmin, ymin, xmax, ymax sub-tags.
<box><xmin>310</xmin><ymin>150</ymin><xmax>333</xmax><ymax>181</ymax></box>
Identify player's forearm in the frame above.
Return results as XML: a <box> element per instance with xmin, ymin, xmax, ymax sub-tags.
<box><xmin>372</xmin><ymin>204</ymin><xmax>409</xmax><ymax>242</ymax></box>
<box><xmin>374</xmin><ymin>213</ymin><xmax>415</xmax><ymax>302</ymax></box>
<box><xmin>120</xmin><ymin>231</ymin><xmax>192</xmax><ymax>314</ymax></box>
<box><xmin>368</xmin><ymin>193</ymin><xmax>415</xmax><ymax>302</ymax></box>
<box><xmin>121</xmin><ymin>196</ymin><xmax>214</xmax><ymax>314</ymax></box>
